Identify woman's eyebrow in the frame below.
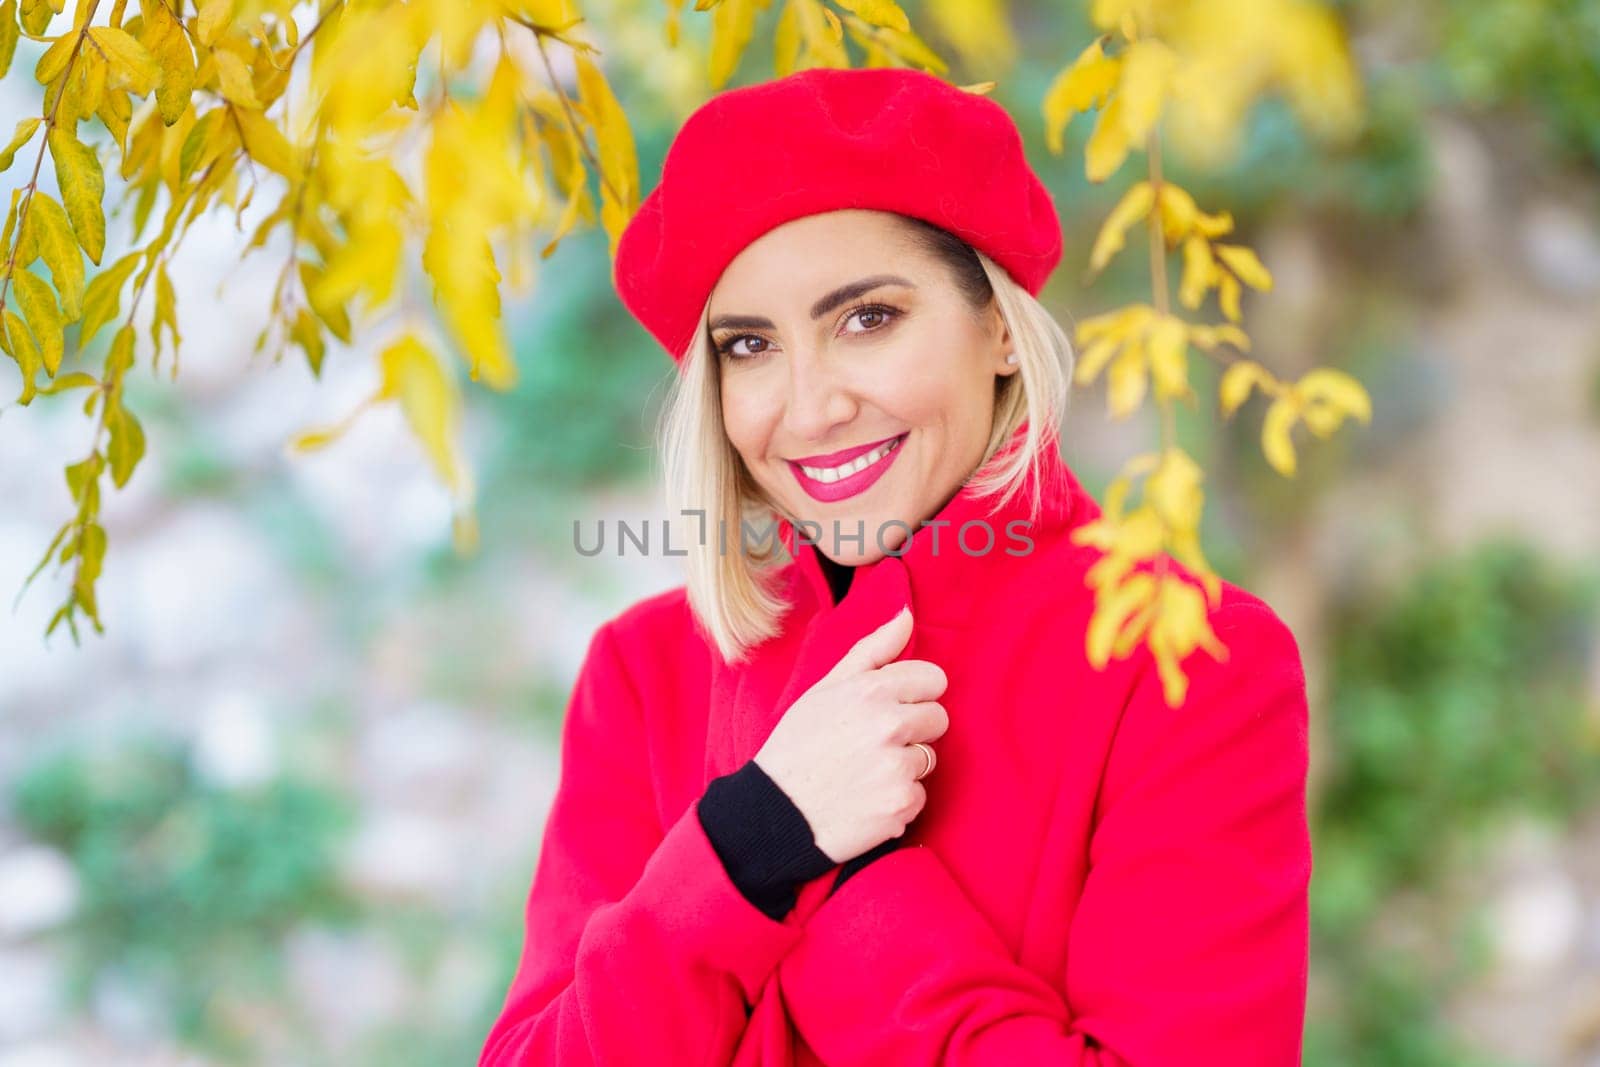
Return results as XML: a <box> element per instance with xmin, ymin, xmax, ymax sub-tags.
<box><xmin>708</xmin><ymin>274</ymin><xmax>916</xmax><ymax>334</ymax></box>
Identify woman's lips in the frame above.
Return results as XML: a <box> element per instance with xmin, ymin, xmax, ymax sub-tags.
<box><xmin>788</xmin><ymin>432</ymin><xmax>907</xmax><ymax>503</ymax></box>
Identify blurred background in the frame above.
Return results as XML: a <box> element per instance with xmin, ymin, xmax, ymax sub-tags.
<box><xmin>3</xmin><ymin>0</ymin><xmax>1600</xmax><ymax>1064</ymax></box>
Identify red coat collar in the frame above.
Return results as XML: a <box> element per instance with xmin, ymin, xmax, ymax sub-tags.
<box><xmin>710</xmin><ymin>422</ymin><xmax>1102</xmax><ymax>780</ymax></box>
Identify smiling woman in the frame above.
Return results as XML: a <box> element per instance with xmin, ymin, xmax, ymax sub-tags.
<box><xmin>668</xmin><ymin>207</ymin><xmax>1070</xmax><ymax>657</ymax></box>
<box><xmin>481</xmin><ymin>66</ymin><xmax>1313</xmax><ymax>1067</ymax></box>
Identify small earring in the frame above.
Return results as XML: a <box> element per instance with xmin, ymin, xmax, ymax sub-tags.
<box><xmin>1004</xmin><ymin>353</ymin><xmax>1019</xmax><ymax>365</ymax></box>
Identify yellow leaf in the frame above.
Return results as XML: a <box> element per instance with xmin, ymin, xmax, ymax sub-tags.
<box><xmin>1218</xmin><ymin>270</ymin><xmax>1241</xmax><ymax>323</ymax></box>
<box><xmin>1086</xmin><ymin>571</ymin><xmax>1156</xmax><ymax>667</ymax></box>
<box><xmin>1106</xmin><ymin>340</ymin><xmax>1147</xmax><ymax>418</ymax></box>
<box><xmin>195</xmin><ymin>0</ymin><xmax>235</xmax><ymax>47</ymax></box>
<box><xmin>1177</xmin><ymin>234</ymin><xmax>1214</xmax><ymax>310</ymax></box>
<box><xmin>1146</xmin><ymin>313</ymin><xmax>1188</xmax><ymax>400</ymax></box>
<box><xmin>892</xmin><ymin>26</ymin><xmax>946</xmax><ymax>72</ymax></box>
<box><xmin>575</xmin><ymin>51</ymin><xmax>639</xmax><ymax>258</ymax></box>
<box><xmin>1301</xmin><ymin>403</ymin><xmax>1340</xmax><ymax>438</ymax></box>
<box><xmin>47</xmin><ymin>127</ymin><xmax>104</xmax><ymax>264</ymax></box>
<box><xmin>1194</xmin><ymin>206</ymin><xmax>1234</xmax><ymax>239</ymax></box>
<box><xmin>821</xmin><ymin>6</ymin><xmax>843</xmax><ymax>42</ymax></box>
<box><xmin>34</xmin><ymin>32</ymin><xmax>74</xmax><ymax>85</ymax></box>
<box><xmin>1261</xmin><ymin>395</ymin><xmax>1298</xmax><ymax>476</ymax></box>
<box><xmin>1089</xmin><ymin>0</ymin><xmax>1142</xmax><ymax>34</ymax></box>
<box><xmin>0</xmin><ymin>116</ymin><xmax>41</xmax><ymax>173</ymax></box>
<box><xmin>833</xmin><ymin>0</ymin><xmax>908</xmax><ymax>32</ymax></box>
<box><xmin>58</xmin><ymin>47</ymin><xmax>106</xmax><ymax>127</ymax></box>
<box><xmin>74</xmin><ymin>520</ymin><xmax>107</xmax><ymax>624</ymax></box>
<box><xmin>18</xmin><ymin>0</ymin><xmax>50</xmax><ymax>36</ymax></box>
<box><xmin>1146</xmin><ymin>447</ymin><xmax>1203</xmax><ymax>530</ymax></box>
<box><xmin>1084</xmin><ymin>93</ymin><xmax>1129</xmax><ymax>182</ymax></box>
<box><xmin>11</xmin><ymin>267</ymin><xmax>64</xmax><ymax>374</ymax></box>
<box><xmin>1116</xmin><ymin>37</ymin><xmax>1176</xmax><ymax>145</ymax></box>
<box><xmin>1218</xmin><ymin>358</ymin><xmax>1266</xmax><ymax>416</ymax></box>
<box><xmin>1073</xmin><ymin>334</ymin><xmax>1119</xmax><ymax>387</ymax></box>
<box><xmin>105</xmin><ymin>383</ymin><xmax>145</xmax><ymax>488</ymax></box>
<box><xmin>26</xmin><ymin>192</ymin><xmax>85</xmax><ymax>322</ymax></box>
<box><xmin>510</xmin><ymin>0</ymin><xmax>584</xmax><ymax>32</ymax></box>
<box><xmin>145</xmin><ymin>0</ymin><xmax>196</xmax><ymax>125</ymax></box>
<box><xmin>1295</xmin><ymin>367</ymin><xmax>1370</xmax><ymax>423</ymax></box>
<box><xmin>1075</xmin><ymin>302</ymin><xmax>1151</xmax><ymax>345</ymax></box>
<box><xmin>377</xmin><ymin>334</ymin><xmax>467</xmax><ymax>493</ymax></box>
<box><xmin>211</xmin><ymin>48</ymin><xmax>261</xmax><ymax>108</ymax></box>
<box><xmin>285</xmin><ymin>397</ymin><xmax>375</xmax><ymax>454</ymax></box>
<box><xmin>708</xmin><ymin>0</ymin><xmax>760</xmax><ymax>89</ymax></box>
<box><xmin>423</xmin><ymin>222</ymin><xmax>516</xmax><ymax>390</ymax></box>
<box><xmin>298</xmin><ymin>261</ymin><xmax>352</xmax><ymax>344</ymax></box>
<box><xmin>0</xmin><ymin>0</ymin><xmax>19</xmax><ymax>80</ymax></box>
<box><xmin>1275</xmin><ymin>3</ymin><xmax>1363</xmax><ymax>144</ymax></box>
<box><xmin>36</xmin><ymin>370</ymin><xmax>97</xmax><ymax>395</ymax></box>
<box><xmin>1042</xmin><ymin>35</ymin><xmax>1119</xmax><ymax>154</ymax></box>
<box><xmin>1</xmin><ymin>308</ymin><xmax>42</xmax><ymax>404</ymax></box>
<box><xmin>1155</xmin><ymin>182</ymin><xmax>1195</xmax><ymax>243</ymax></box>
<box><xmin>1148</xmin><ymin>576</ymin><xmax>1230</xmax><ymax>707</ymax></box>
<box><xmin>1222</xmin><ymin>358</ymin><xmax>1260</xmax><ymax>415</ymax></box>
<box><xmin>774</xmin><ymin>0</ymin><xmax>800</xmax><ymax>76</ymax></box>
<box><xmin>1188</xmin><ymin>321</ymin><xmax>1250</xmax><ymax>352</ymax></box>
<box><xmin>1214</xmin><ymin>243</ymin><xmax>1273</xmax><ymax>291</ymax></box>
<box><xmin>288</xmin><ymin>305</ymin><xmax>324</xmax><ymax>376</ymax></box>
<box><xmin>88</xmin><ymin>26</ymin><xmax>159</xmax><ymax>95</ymax></box>
<box><xmin>233</xmin><ymin>107</ymin><xmax>295</xmax><ymax>175</ymax></box>
<box><xmin>316</xmin><ymin>218</ymin><xmax>402</xmax><ymax>309</ymax></box>
<box><xmin>793</xmin><ymin>0</ymin><xmax>848</xmax><ymax>67</ymax></box>
<box><xmin>925</xmin><ymin>0</ymin><xmax>1010</xmax><ymax>72</ymax></box>
<box><xmin>152</xmin><ymin>260</ymin><xmax>179</xmax><ymax>373</ymax></box>
<box><xmin>1087</xmin><ymin>179</ymin><xmax>1152</xmax><ymax>275</ymax></box>
<box><xmin>78</xmin><ymin>248</ymin><xmax>140</xmax><ymax>346</ymax></box>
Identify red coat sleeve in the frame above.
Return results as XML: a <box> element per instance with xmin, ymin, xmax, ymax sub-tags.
<box><xmin>776</xmin><ymin>601</ymin><xmax>1312</xmax><ymax>1066</ymax></box>
<box><xmin>479</xmin><ymin>621</ymin><xmax>805</xmax><ymax>1065</ymax></box>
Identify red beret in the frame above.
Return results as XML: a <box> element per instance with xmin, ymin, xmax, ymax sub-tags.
<box><xmin>613</xmin><ymin>67</ymin><xmax>1063</xmax><ymax>366</ymax></box>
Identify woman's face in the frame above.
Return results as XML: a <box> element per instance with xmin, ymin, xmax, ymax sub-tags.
<box><xmin>709</xmin><ymin>210</ymin><xmax>1019</xmax><ymax>565</ymax></box>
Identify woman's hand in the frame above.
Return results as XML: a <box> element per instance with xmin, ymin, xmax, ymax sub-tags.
<box><xmin>753</xmin><ymin>607</ymin><xmax>949</xmax><ymax>864</ymax></box>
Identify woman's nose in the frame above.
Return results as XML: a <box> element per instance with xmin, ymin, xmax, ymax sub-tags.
<box><xmin>783</xmin><ymin>352</ymin><xmax>856</xmax><ymax>443</ymax></box>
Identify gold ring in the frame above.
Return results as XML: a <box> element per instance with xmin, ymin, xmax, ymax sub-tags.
<box><xmin>911</xmin><ymin>742</ymin><xmax>936</xmax><ymax>780</ymax></box>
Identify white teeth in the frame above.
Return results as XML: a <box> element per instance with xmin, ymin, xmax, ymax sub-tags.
<box><xmin>799</xmin><ymin>435</ymin><xmax>901</xmax><ymax>482</ymax></box>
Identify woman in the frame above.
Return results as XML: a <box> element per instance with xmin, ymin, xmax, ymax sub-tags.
<box><xmin>480</xmin><ymin>66</ymin><xmax>1311</xmax><ymax>1066</ymax></box>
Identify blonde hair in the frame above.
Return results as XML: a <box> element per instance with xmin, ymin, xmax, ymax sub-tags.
<box><xmin>656</xmin><ymin>238</ymin><xmax>1073</xmax><ymax>664</ymax></box>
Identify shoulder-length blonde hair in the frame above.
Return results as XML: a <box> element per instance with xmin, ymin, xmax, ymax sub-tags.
<box><xmin>655</xmin><ymin>214</ymin><xmax>1074</xmax><ymax>664</ymax></box>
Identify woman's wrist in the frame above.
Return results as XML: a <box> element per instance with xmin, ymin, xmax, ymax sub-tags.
<box><xmin>698</xmin><ymin>758</ymin><xmax>837</xmax><ymax>920</ymax></box>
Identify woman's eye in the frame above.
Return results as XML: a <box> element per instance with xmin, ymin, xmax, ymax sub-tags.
<box><xmin>718</xmin><ymin>335</ymin><xmax>769</xmax><ymax>359</ymax></box>
<box><xmin>843</xmin><ymin>304</ymin><xmax>899</xmax><ymax>335</ymax></box>
<box><xmin>717</xmin><ymin>304</ymin><xmax>898</xmax><ymax>359</ymax></box>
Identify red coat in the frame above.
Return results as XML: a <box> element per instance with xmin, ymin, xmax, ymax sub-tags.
<box><xmin>480</xmin><ymin>425</ymin><xmax>1312</xmax><ymax>1065</ymax></box>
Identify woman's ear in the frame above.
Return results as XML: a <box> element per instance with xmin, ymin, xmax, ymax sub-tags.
<box><xmin>986</xmin><ymin>300</ymin><xmax>1017</xmax><ymax>375</ymax></box>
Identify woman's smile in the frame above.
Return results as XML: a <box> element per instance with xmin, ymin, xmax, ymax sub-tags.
<box><xmin>788</xmin><ymin>431</ymin><xmax>908</xmax><ymax>502</ymax></box>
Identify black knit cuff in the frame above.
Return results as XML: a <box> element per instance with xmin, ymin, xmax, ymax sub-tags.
<box><xmin>828</xmin><ymin>835</ymin><xmax>906</xmax><ymax>898</ymax></box>
<box><xmin>698</xmin><ymin>759</ymin><xmax>837</xmax><ymax>921</ymax></box>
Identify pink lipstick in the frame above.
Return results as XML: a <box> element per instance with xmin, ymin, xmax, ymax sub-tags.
<box><xmin>788</xmin><ymin>432</ymin><xmax>908</xmax><ymax>503</ymax></box>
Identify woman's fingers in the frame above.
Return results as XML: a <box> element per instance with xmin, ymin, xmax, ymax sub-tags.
<box><xmin>873</xmin><ymin>658</ymin><xmax>948</xmax><ymax>704</ymax></box>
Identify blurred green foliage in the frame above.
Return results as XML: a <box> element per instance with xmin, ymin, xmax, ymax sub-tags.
<box><xmin>8</xmin><ymin>734</ymin><xmax>359</xmax><ymax>1059</ymax></box>
<box><xmin>1307</xmin><ymin>538</ymin><xmax>1600</xmax><ymax>1065</ymax></box>
<box><xmin>1432</xmin><ymin>0</ymin><xmax>1600</xmax><ymax>169</ymax></box>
